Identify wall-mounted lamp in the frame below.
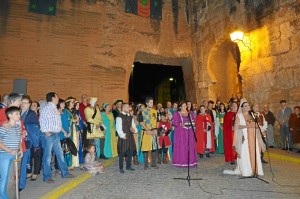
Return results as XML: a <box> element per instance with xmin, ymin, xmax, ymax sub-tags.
<box><xmin>132</xmin><ymin>64</ymin><xmax>135</xmax><ymax>68</ymax></box>
<box><xmin>230</xmin><ymin>31</ymin><xmax>244</xmax><ymax>43</ymax></box>
<box><xmin>169</xmin><ymin>77</ymin><xmax>174</xmax><ymax>81</ymax></box>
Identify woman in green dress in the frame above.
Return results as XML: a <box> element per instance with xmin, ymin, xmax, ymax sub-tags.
<box><xmin>100</xmin><ymin>103</ymin><xmax>118</xmax><ymax>158</ymax></box>
<box><xmin>216</xmin><ymin>103</ymin><xmax>226</xmax><ymax>154</ymax></box>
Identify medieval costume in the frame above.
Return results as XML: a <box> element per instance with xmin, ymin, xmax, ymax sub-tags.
<box><xmin>84</xmin><ymin>97</ymin><xmax>107</xmax><ymax>159</ymax></box>
<box><xmin>167</xmin><ymin>107</ymin><xmax>177</xmax><ymax>160</ymax></box>
<box><xmin>74</xmin><ymin>108</ymin><xmax>84</xmax><ymax>165</ymax></box>
<box><xmin>223</xmin><ymin>111</ymin><xmax>237</xmax><ymax>163</ymax></box>
<box><xmin>224</xmin><ymin>99</ymin><xmax>264</xmax><ymax>177</ymax></box>
<box><xmin>116</xmin><ymin>112</ymin><xmax>137</xmax><ymax>173</ymax></box>
<box><xmin>101</xmin><ymin>105</ymin><xmax>118</xmax><ymax>158</ymax></box>
<box><xmin>71</xmin><ymin>111</ymin><xmax>80</xmax><ymax>168</ymax></box>
<box><xmin>195</xmin><ymin>113</ymin><xmax>215</xmax><ymax>157</ymax></box>
<box><xmin>60</xmin><ymin>108</ymin><xmax>73</xmax><ymax>168</ymax></box>
<box><xmin>216</xmin><ymin>111</ymin><xmax>225</xmax><ymax>154</ymax></box>
<box><xmin>112</xmin><ymin>100</ymin><xmax>123</xmax><ymax>119</ymax></box>
<box><xmin>157</xmin><ymin>120</ymin><xmax>172</xmax><ymax>164</ymax></box>
<box><xmin>138</xmin><ymin>107</ymin><xmax>158</xmax><ymax>169</ymax></box>
<box><xmin>172</xmin><ymin>111</ymin><xmax>197</xmax><ymax>167</ymax></box>
<box><xmin>252</xmin><ymin>110</ymin><xmax>268</xmax><ymax>163</ymax></box>
<box><xmin>289</xmin><ymin>110</ymin><xmax>300</xmax><ymax>151</ymax></box>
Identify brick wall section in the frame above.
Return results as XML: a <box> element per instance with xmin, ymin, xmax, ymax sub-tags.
<box><xmin>0</xmin><ymin>0</ymin><xmax>191</xmax><ymax>104</ymax></box>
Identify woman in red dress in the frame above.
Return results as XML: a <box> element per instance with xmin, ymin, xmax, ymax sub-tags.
<box><xmin>196</xmin><ymin>105</ymin><xmax>215</xmax><ymax>158</ymax></box>
<box><xmin>223</xmin><ymin>102</ymin><xmax>238</xmax><ymax>164</ymax></box>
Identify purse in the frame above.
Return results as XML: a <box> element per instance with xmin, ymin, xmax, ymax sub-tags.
<box><xmin>62</xmin><ymin>139</ymin><xmax>70</xmax><ymax>155</ymax></box>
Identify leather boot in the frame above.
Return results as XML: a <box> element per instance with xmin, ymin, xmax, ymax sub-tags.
<box><xmin>151</xmin><ymin>151</ymin><xmax>158</xmax><ymax>169</ymax></box>
<box><xmin>157</xmin><ymin>153</ymin><xmax>162</xmax><ymax>164</ymax></box>
<box><xmin>133</xmin><ymin>156</ymin><xmax>139</xmax><ymax>165</ymax></box>
<box><xmin>163</xmin><ymin>153</ymin><xmax>168</xmax><ymax>164</ymax></box>
<box><xmin>143</xmin><ymin>152</ymin><xmax>149</xmax><ymax>170</ymax></box>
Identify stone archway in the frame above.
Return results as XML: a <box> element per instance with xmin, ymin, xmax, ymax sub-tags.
<box><xmin>207</xmin><ymin>40</ymin><xmax>242</xmax><ymax>102</ymax></box>
<box><xmin>129</xmin><ymin>51</ymin><xmax>196</xmax><ymax>102</ymax></box>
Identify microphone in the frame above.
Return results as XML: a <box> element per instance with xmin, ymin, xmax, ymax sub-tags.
<box><xmin>249</xmin><ymin>110</ymin><xmax>257</xmax><ymax>122</ymax></box>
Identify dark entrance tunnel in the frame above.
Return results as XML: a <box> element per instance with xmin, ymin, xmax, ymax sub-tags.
<box><xmin>128</xmin><ymin>62</ymin><xmax>186</xmax><ymax>105</ymax></box>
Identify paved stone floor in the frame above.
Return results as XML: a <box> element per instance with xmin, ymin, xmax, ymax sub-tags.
<box><xmin>60</xmin><ymin>153</ymin><xmax>300</xmax><ymax>199</ymax></box>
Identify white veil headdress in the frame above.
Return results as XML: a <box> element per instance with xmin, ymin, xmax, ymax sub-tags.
<box><xmin>233</xmin><ymin>98</ymin><xmax>248</xmax><ymax>157</ymax></box>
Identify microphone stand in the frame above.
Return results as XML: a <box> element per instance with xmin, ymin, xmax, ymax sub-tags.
<box><xmin>239</xmin><ymin>111</ymin><xmax>269</xmax><ymax>184</ymax></box>
<box><xmin>174</xmin><ymin>112</ymin><xmax>202</xmax><ymax>186</ymax></box>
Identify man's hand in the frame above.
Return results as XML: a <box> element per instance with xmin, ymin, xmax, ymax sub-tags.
<box><xmin>130</xmin><ymin>127</ymin><xmax>136</xmax><ymax>134</ymax></box>
<box><xmin>122</xmin><ymin>136</ymin><xmax>127</xmax><ymax>140</ymax></box>
<box><xmin>45</xmin><ymin>132</ymin><xmax>51</xmax><ymax>137</ymax></box>
<box><xmin>18</xmin><ymin>150</ymin><xmax>23</xmax><ymax>159</ymax></box>
<box><xmin>9</xmin><ymin>149</ymin><xmax>17</xmax><ymax>156</ymax></box>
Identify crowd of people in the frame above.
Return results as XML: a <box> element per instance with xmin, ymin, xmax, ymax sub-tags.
<box><xmin>0</xmin><ymin>92</ymin><xmax>299</xmax><ymax>198</ymax></box>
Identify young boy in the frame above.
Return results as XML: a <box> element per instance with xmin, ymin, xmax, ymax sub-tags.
<box><xmin>157</xmin><ymin>113</ymin><xmax>172</xmax><ymax>164</ymax></box>
<box><xmin>0</xmin><ymin>106</ymin><xmax>23</xmax><ymax>199</ymax></box>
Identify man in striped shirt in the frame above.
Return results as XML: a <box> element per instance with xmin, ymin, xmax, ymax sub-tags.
<box><xmin>0</xmin><ymin>106</ymin><xmax>23</xmax><ymax>199</ymax></box>
<box><xmin>39</xmin><ymin>92</ymin><xmax>74</xmax><ymax>183</ymax></box>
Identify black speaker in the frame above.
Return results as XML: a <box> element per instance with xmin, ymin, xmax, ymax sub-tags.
<box><xmin>13</xmin><ymin>79</ymin><xmax>27</xmax><ymax>95</ymax></box>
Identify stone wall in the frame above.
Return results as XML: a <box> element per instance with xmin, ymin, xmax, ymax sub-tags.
<box><xmin>191</xmin><ymin>0</ymin><xmax>300</xmax><ymax>146</ymax></box>
<box><xmin>0</xmin><ymin>0</ymin><xmax>192</xmax><ymax>104</ymax></box>
<box><xmin>192</xmin><ymin>0</ymin><xmax>300</xmax><ymax>108</ymax></box>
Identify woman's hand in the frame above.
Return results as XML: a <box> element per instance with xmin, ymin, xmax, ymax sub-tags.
<box><xmin>247</xmin><ymin>122</ymin><xmax>255</xmax><ymax>128</ymax></box>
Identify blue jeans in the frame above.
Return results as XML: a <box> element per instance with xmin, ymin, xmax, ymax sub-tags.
<box><xmin>42</xmin><ymin>133</ymin><xmax>69</xmax><ymax>181</ymax></box>
<box><xmin>19</xmin><ymin>149</ymin><xmax>31</xmax><ymax>189</ymax></box>
<box><xmin>0</xmin><ymin>153</ymin><xmax>14</xmax><ymax>199</ymax></box>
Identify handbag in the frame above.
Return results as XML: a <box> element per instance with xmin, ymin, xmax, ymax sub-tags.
<box><xmin>62</xmin><ymin>139</ymin><xmax>70</xmax><ymax>155</ymax></box>
<box><xmin>65</xmin><ymin>138</ymin><xmax>78</xmax><ymax>156</ymax></box>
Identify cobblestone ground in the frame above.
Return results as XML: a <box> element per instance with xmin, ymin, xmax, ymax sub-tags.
<box><xmin>61</xmin><ymin>153</ymin><xmax>300</xmax><ymax>199</ymax></box>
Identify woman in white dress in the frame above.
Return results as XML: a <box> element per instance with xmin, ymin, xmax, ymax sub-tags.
<box><xmin>224</xmin><ymin>98</ymin><xmax>264</xmax><ymax>176</ymax></box>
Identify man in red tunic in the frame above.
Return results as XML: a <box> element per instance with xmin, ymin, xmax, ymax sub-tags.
<box><xmin>196</xmin><ymin>105</ymin><xmax>215</xmax><ymax>158</ymax></box>
<box><xmin>223</xmin><ymin>102</ymin><xmax>238</xmax><ymax>164</ymax></box>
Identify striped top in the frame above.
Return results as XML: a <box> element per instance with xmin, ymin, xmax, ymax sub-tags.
<box><xmin>39</xmin><ymin>102</ymin><xmax>62</xmax><ymax>133</ymax></box>
<box><xmin>0</xmin><ymin>125</ymin><xmax>22</xmax><ymax>153</ymax></box>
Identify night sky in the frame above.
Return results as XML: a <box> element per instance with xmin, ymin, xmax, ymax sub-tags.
<box><xmin>128</xmin><ymin>62</ymin><xmax>185</xmax><ymax>103</ymax></box>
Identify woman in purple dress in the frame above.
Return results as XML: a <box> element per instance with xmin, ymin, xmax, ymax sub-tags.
<box><xmin>172</xmin><ymin>101</ymin><xmax>198</xmax><ymax>167</ymax></box>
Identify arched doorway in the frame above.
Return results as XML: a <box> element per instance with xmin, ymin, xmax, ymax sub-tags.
<box><xmin>208</xmin><ymin>40</ymin><xmax>242</xmax><ymax>103</ymax></box>
<box><xmin>128</xmin><ymin>62</ymin><xmax>186</xmax><ymax>105</ymax></box>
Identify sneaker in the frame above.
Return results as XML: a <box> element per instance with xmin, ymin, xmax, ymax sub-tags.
<box><xmin>199</xmin><ymin>154</ymin><xmax>204</xmax><ymax>159</ymax></box>
<box><xmin>230</xmin><ymin>161</ymin><xmax>236</xmax><ymax>165</ymax></box>
<box><xmin>120</xmin><ymin>169</ymin><xmax>125</xmax><ymax>174</ymax></box>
